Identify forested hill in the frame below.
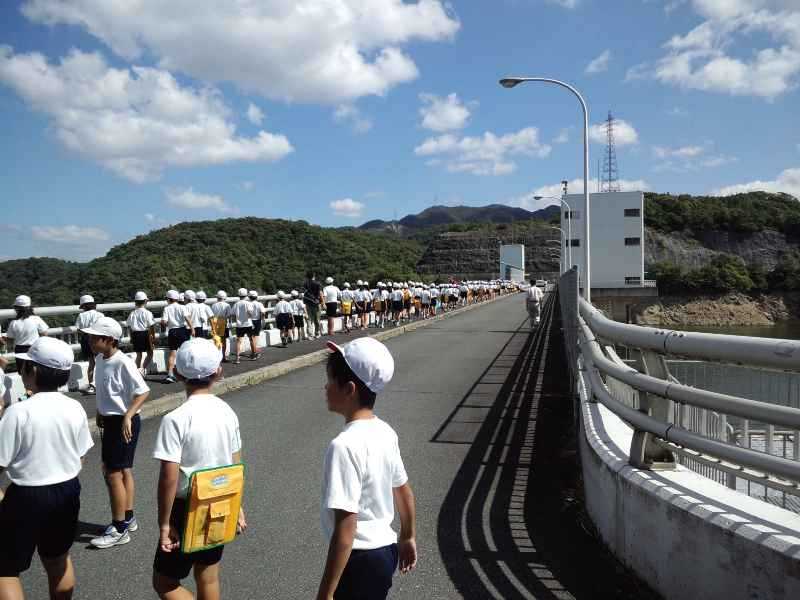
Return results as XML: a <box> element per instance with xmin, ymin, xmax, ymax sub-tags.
<box><xmin>0</xmin><ymin>218</ymin><xmax>425</xmax><ymax>308</ymax></box>
<box><xmin>360</xmin><ymin>204</ymin><xmax>559</xmax><ymax>232</ymax></box>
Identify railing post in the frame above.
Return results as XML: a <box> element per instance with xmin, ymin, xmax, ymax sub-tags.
<box><xmin>629</xmin><ymin>349</ymin><xmax>676</xmax><ymax>470</ymax></box>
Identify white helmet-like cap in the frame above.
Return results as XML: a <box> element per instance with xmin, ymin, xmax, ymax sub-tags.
<box><xmin>13</xmin><ymin>294</ymin><xmax>32</xmax><ymax>308</ymax></box>
<box><xmin>356</xmin><ymin>279</ymin><xmax>363</xmax><ymax>286</ymax></box>
<box><xmin>166</xmin><ymin>289</ymin><xmax>180</xmax><ymax>301</ymax></box>
<box><xmin>196</xmin><ymin>290</ymin><xmax>207</xmax><ymax>300</ymax></box>
<box><xmin>238</xmin><ymin>287</ymin><xmax>248</xmax><ymax>297</ymax></box>
<box><xmin>79</xmin><ymin>294</ymin><xmax>95</xmax><ymax>305</ymax></box>
<box><xmin>291</xmin><ymin>290</ymin><xmax>299</xmax><ymax>297</ymax></box>
<box><xmin>325</xmin><ymin>276</ymin><xmax>334</xmax><ymax>284</ymax></box>
<box><xmin>248</xmin><ymin>290</ymin><xmax>258</xmax><ymax>298</ymax></box>
<box><xmin>184</xmin><ymin>290</ymin><xmax>196</xmax><ymax>301</ymax></box>
<box><xmin>216</xmin><ymin>290</ymin><xmax>227</xmax><ymax>299</ymax></box>
<box><xmin>344</xmin><ymin>282</ymin><xmax>351</xmax><ymax>288</ymax></box>
<box><xmin>277</xmin><ymin>290</ymin><xmax>286</xmax><ymax>299</ymax></box>
<box><xmin>134</xmin><ymin>291</ymin><xmax>148</xmax><ymax>301</ymax></box>
<box><xmin>327</xmin><ymin>338</ymin><xmax>394</xmax><ymax>393</ymax></box>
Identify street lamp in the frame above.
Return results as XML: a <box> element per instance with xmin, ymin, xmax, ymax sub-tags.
<box><xmin>500</xmin><ymin>76</ymin><xmax>591</xmax><ymax>301</ymax></box>
<box><xmin>545</xmin><ymin>226</ymin><xmax>566</xmax><ymax>274</ymax></box>
<box><xmin>535</xmin><ymin>194</ymin><xmax>572</xmax><ymax>270</ymax></box>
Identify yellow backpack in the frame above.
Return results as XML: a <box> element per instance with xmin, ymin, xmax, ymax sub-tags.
<box><xmin>182</xmin><ymin>463</ymin><xmax>245</xmax><ymax>553</ymax></box>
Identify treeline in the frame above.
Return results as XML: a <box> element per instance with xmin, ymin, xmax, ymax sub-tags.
<box><xmin>651</xmin><ymin>251</ymin><xmax>800</xmax><ymax>295</ymax></box>
<box><xmin>645</xmin><ymin>191</ymin><xmax>800</xmax><ymax>238</ymax></box>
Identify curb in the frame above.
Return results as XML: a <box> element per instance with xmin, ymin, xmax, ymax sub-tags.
<box><xmin>89</xmin><ymin>292</ymin><xmax>520</xmax><ymax>435</ymax></box>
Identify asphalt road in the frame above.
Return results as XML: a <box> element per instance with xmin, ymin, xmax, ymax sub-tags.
<box><xmin>9</xmin><ymin>292</ymin><xmax>642</xmax><ymax>599</ymax></box>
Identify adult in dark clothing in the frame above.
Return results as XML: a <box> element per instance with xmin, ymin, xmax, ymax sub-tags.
<box><xmin>303</xmin><ymin>271</ymin><xmax>324</xmax><ymax>339</ymax></box>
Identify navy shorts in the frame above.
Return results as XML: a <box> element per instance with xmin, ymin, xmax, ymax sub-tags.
<box><xmin>335</xmin><ymin>543</ymin><xmax>398</xmax><ymax>600</ymax></box>
<box><xmin>154</xmin><ymin>498</ymin><xmax>224</xmax><ymax>580</ymax></box>
<box><xmin>167</xmin><ymin>327</ymin><xmax>190</xmax><ymax>351</ymax></box>
<box><xmin>276</xmin><ymin>314</ymin><xmax>293</xmax><ymax>330</ymax></box>
<box><xmin>0</xmin><ymin>477</ymin><xmax>80</xmax><ymax>576</ymax></box>
<box><xmin>131</xmin><ymin>330</ymin><xmax>151</xmax><ymax>353</ymax></box>
<box><xmin>326</xmin><ymin>302</ymin><xmax>338</xmax><ymax>318</ymax></box>
<box><xmin>100</xmin><ymin>414</ymin><xmax>141</xmax><ymax>470</ymax></box>
<box><xmin>293</xmin><ymin>315</ymin><xmax>304</xmax><ymax>327</ymax></box>
<box><xmin>79</xmin><ymin>334</ymin><xmax>94</xmax><ymax>361</ymax></box>
<box><xmin>252</xmin><ymin>320</ymin><xmax>262</xmax><ymax>336</ymax></box>
<box><xmin>236</xmin><ymin>326</ymin><xmax>253</xmax><ymax>338</ymax></box>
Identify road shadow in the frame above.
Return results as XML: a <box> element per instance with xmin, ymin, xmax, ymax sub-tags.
<box><xmin>75</xmin><ymin>520</ymin><xmax>108</xmax><ymax>546</ymax></box>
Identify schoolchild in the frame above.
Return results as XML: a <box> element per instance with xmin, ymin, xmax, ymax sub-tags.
<box><xmin>402</xmin><ymin>284</ymin><xmax>412</xmax><ymax>322</ymax></box>
<box><xmin>391</xmin><ymin>283</ymin><xmax>404</xmax><ymax>326</ymax></box>
<box><xmin>194</xmin><ymin>291</ymin><xmax>214</xmax><ymax>339</ymax></box>
<box><xmin>75</xmin><ymin>294</ymin><xmax>103</xmax><ymax>394</ymax></box>
<box><xmin>0</xmin><ymin>337</ymin><xmax>93</xmax><ymax>600</ymax></box>
<box><xmin>152</xmin><ymin>338</ymin><xmax>246</xmax><ymax>600</ymax></box>
<box><xmin>430</xmin><ymin>285</ymin><xmax>439</xmax><ymax>315</ymax></box>
<box><xmin>322</xmin><ymin>277</ymin><xmax>341</xmax><ymax>337</ymax></box>
<box><xmin>183</xmin><ymin>290</ymin><xmax>203</xmax><ymax>340</ymax></box>
<box><xmin>127</xmin><ymin>291</ymin><xmax>156</xmax><ymax>376</ymax></box>
<box><xmin>304</xmin><ymin>272</ymin><xmax>324</xmax><ymax>340</ymax></box>
<box><xmin>248</xmin><ymin>290</ymin><xmax>265</xmax><ymax>355</ymax></box>
<box><xmin>161</xmin><ymin>290</ymin><xmax>193</xmax><ymax>383</ymax></box>
<box><xmin>352</xmin><ymin>281</ymin><xmax>365</xmax><ymax>330</ymax></box>
<box><xmin>317</xmin><ymin>338</ymin><xmax>417</xmax><ymax>600</ymax></box>
<box><xmin>421</xmin><ymin>286</ymin><xmax>431</xmax><ymax>319</ymax></box>
<box><xmin>232</xmin><ymin>288</ymin><xmax>258</xmax><ymax>364</ymax></box>
<box><xmin>291</xmin><ymin>290</ymin><xmax>308</xmax><ymax>342</ymax></box>
<box><xmin>361</xmin><ymin>282</ymin><xmax>373</xmax><ymax>330</ymax></box>
<box><xmin>211</xmin><ymin>291</ymin><xmax>232</xmax><ymax>362</ymax></box>
<box><xmin>273</xmin><ymin>291</ymin><xmax>294</xmax><ymax>348</ymax></box>
<box><xmin>2</xmin><ymin>295</ymin><xmax>48</xmax><ymax>354</ymax></box>
<box><xmin>82</xmin><ymin>317</ymin><xmax>150</xmax><ymax>548</ymax></box>
<box><xmin>340</xmin><ymin>282</ymin><xmax>355</xmax><ymax>333</ymax></box>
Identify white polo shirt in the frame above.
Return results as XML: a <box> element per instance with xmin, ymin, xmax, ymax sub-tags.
<box><xmin>232</xmin><ymin>299</ymin><xmax>254</xmax><ymax>327</ymax></box>
<box><xmin>211</xmin><ymin>301</ymin><xmax>231</xmax><ymax>320</ymax></box>
<box><xmin>153</xmin><ymin>394</ymin><xmax>242</xmax><ymax>499</ymax></box>
<box><xmin>321</xmin><ymin>417</ymin><xmax>408</xmax><ymax>550</ymax></box>
<box><xmin>5</xmin><ymin>316</ymin><xmax>48</xmax><ymax>347</ymax></box>
<box><xmin>0</xmin><ymin>392</ymin><xmax>93</xmax><ymax>486</ymax></box>
<box><xmin>95</xmin><ymin>350</ymin><xmax>150</xmax><ymax>416</ymax></box>
<box><xmin>341</xmin><ymin>290</ymin><xmax>355</xmax><ymax>303</ymax></box>
<box><xmin>127</xmin><ymin>307</ymin><xmax>155</xmax><ymax>332</ymax></box>
<box><xmin>323</xmin><ymin>285</ymin><xmax>340</xmax><ymax>304</ymax></box>
<box><xmin>291</xmin><ymin>299</ymin><xmax>305</xmax><ymax>315</ymax></box>
<box><xmin>274</xmin><ymin>299</ymin><xmax>293</xmax><ymax>315</ymax></box>
<box><xmin>162</xmin><ymin>302</ymin><xmax>189</xmax><ymax>332</ymax></box>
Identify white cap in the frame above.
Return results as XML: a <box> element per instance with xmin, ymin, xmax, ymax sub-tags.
<box><xmin>238</xmin><ymin>287</ymin><xmax>248</xmax><ymax>297</ymax></box>
<box><xmin>327</xmin><ymin>337</ymin><xmax>394</xmax><ymax>394</ymax></box>
<box><xmin>80</xmin><ymin>316</ymin><xmax>122</xmax><ymax>340</ymax></box>
<box><xmin>277</xmin><ymin>290</ymin><xmax>286</xmax><ymax>299</ymax></box>
<box><xmin>364</xmin><ymin>281</ymin><xmax>370</xmax><ymax>287</ymax></box>
<box><xmin>291</xmin><ymin>290</ymin><xmax>299</xmax><ymax>297</ymax></box>
<box><xmin>196</xmin><ymin>291</ymin><xmax>207</xmax><ymax>300</ymax></box>
<box><xmin>356</xmin><ymin>279</ymin><xmax>363</xmax><ymax>286</ymax></box>
<box><xmin>176</xmin><ymin>338</ymin><xmax>222</xmax><ymax>380</ymax></box>
<box><xmin>344</xmin><ymin>282</ymin><xmax>351</xmax><ymax>288</ymax></box>
<box><xmin>217</xmin><ymin>290</ymin><xmax>227</xmax><ymax>299</ymax></box>
<box><xmin>15</xmin><ymin>337</ymin><xmax>74</xmax><ymax>371</ymax></box>
<box><xmin>325</xmin><ymin>277</ymin><xmax>334</xmax><ymax>284</ymax></box>
<box><xmin>248</xmin><ymin>290</ymin><xmax>258</xmax><ymax>298</ymax></box>
<box><xmin>14</xmin><ymin>295</ymin><xmax>31</xmax><ymax>308</ymax></box>
<box><xmin>179</xmin><ymin>293</ymin><xmax>186</xmax><ymax>302</ymax></box>
<box><xmin>166</xmin><ymin>289</ymin><xmax>180</xmax><ymax>300</ymax></box>
<box><xmin>134</xmin><ymin>291</ymin><xmax>148</xmax><ymax>301</ymax></box>
<box><xmin>79</xmin><ymin>294</ymin><xmax>95</xmax><ymax>305</ymax></box>
<box><xmin>184</xmin><ymin>290</ymin><xmax>196</xmax><ymax>301</ymax></box>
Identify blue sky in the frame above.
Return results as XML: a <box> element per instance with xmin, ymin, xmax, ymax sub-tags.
<box><xmin>1</xmin><ymin>0</ymin><xmax>798</xmax><ymax>260</ymax></box>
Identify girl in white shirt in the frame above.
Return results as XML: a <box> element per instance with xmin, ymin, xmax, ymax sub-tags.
<box><xmin>290</xmin><ymin>291</ymin><xmax>308</xmax><ymax>341</ymax></box>
<box><xmin>127</xmin><ymin>292</ymin><xmax>156</xmax><ymax>375</ymax></box>
<box><xmin>2</xmin><ymin>296</ymin><xmax>48</xmax><ymax>354</ymax></box>
<box><xmin>273</xmin><ymin>292</ymin><xmax>294</xmax><ymax>347</ymax></box>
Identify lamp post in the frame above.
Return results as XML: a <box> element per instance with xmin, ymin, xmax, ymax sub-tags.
<box><xmin>545</xmin><ymin>226</ymin><xmax>566</xmax><ymax>274</ymax></box>
<box><xmin>534</xmin><ymin>194</ymin><xmax>572</xmax><ymax>270</ymax></box>
<box><xmin>500</xmin><ymin>76</ymin><xmax>591</xmax><ymax>301</ymax></box>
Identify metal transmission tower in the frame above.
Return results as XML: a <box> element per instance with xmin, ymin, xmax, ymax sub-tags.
<box><xmin>601</xmin><ymin>111</ymin><xmax>621</xmax><ymax>193</ymax></box>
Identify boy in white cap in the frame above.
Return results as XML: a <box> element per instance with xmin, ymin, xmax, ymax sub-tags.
<box><xmin>2</xmin><ymin>295</ymin><xmax>48</xmax><ymax>354</ymax></box>
<box><xmin>340</xmin><ymin>283</ymin><xmax>355</xmax><ymax>333</ymax></box>
<box><xmin>317</xmin><ymin>337</ymin><xmax>417</xmax><ymax>600</ymax></box>
<box><xmin>232</xmin><ymin>288</ymin><xmax>258</xmax><ymax>364</ymax></box>
<box><xmin>82</xmin><ymin>316</ymin><xmax>150</xmax><ymax>548</ymax></box>
<box><xmin>128</xmin><ymin>291</ymin><xmax>156</xmax><ymax>376</ymax></box>
<box><xmin>151</xmin><ymin>338</ymin><xmax>246</xmax><ymax>600</ymax></box>
<box><xmin>211</xmin><ymin>291</ymin><xmax>232</xmax><ymax>362</ymax></box>
<box><xmin>75</xmin><ymin>294</ymin><xmax>103</xmax><ymax>394</ymax></box>
<box><xmin>162</xmin><ymin>290</ymin><xmax>193</xmax><ymax>383</ymax></box>
<box><xmin>273</xmin><ymin>292</ymin><xmax>295</xmax><ymax>348</ymax></box>
<box><xmin>291</xmin><ymin>290</ymin><xmax>308</xmax><ymax>342</ymax></box>
<box><xmin>194</xmin><ymin>291</ymin><xmax>214</xmax><ymax>339</ymax></box>
<box><xmin>322</xmin><ymin>277</ymin><xmax>341</xmax><ymax>337</ymax></box>
<box><xmin>248</xmin><ymin>290</ymin><xmax>265</xmax><ymax>354</ymax></box>
<box><xmin>0</xmin><ymin>338</ymin><xmax>93</xmax><ymax>600</ymax></box>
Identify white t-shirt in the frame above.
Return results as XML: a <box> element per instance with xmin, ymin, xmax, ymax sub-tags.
<box><xmin>5</xmin><ymin>316</ymin><xmax>48</xmax><ymax>347</ymax></box>
<box><xmin>380</xmin><ymin>290</ymin><xmax>390</xmax><ymax>302</ymax></box>
<box><xmin>291</xmin><ymin>299</ymin><xmax>306</xmax><ymax>315</ymax></box>
<box><xmin>211</xmin><ymin>301</ymin><xmax>231</xmax><ymax>320</ymax></box>
<box><xmin>251</xmin><ymin>300</ymin><xmax>266</xmax><ymax>321</ymax></box>
<box><xmin>527</xmin><ymin>286</ymin><xmax>544</xmax><ymax>303</ymax></box>
<box><xmin>95</xmin><ymin>350</ymin><xmax>150</xmax><ymax>416</ymax></box>
<box><xmin>0</xmin><ymin>392</ymin><xmax>93</xmax><ymax>486</ymax></box>
<box><xmin>76</xmin><ymin>309</ymin><xmax>104</xmax><ymax>330</ymax></box>
<box><xmin>421</xmin><ymin>290</ymin><xmax>431</xmax><ymax>303</ymax></box>
<box><xmin>430</xmin><ymin>288</ymin><xmax>439</xmax><ymax>298</ymax></box>
<box><xmin>232</xmin><ymin>299</ymin><xmax>255</xmax><ymax>327</ymax></box>
<box><xmin>153</xmin><ymin>394</ymin><xmax>242</xmax><ymax>498</ymax></box>
<box><xmin>185</xmin><ymin>302</ymin><xmax>205</xmax><ymax>328</ymax></box>
<box><xmin>274</xmin><ymin>299</ymin><xmax>293</xmax><ymax>315</ymax></box>
<box><xmin>162</xmin><ymin>302</ymin><xmax>189</xmax><ymax>331</ymax></box>
<box><xmin>323</xmin><ymin>285</ymin><xmax>341</xmax><ymax>304</ymax></box>
<box><xmin>321</xmin><ymin>417</ymin><xmax>408</xmax><ymax>550</ymax></box>
<box><xmin>341</xmin><ymin>290</ymin><xmax>355</xmax><ymax>303</ymax></box>
<box><xmin>127</xmin><ymin>307</ymin><xmax>155</xmax><ymax>332</ymax></box>
<box><xmin>391</xmin><ymin>290</ymin><xmax>403</xmax><ymax>302</ymax></box>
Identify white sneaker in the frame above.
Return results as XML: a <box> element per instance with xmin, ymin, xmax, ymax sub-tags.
<box><xmin>126</xmin><ymin>516</ymin><xmax>139</xmax><ymax>532</ymax></box>
<box><xmin>91</xmin><ymin>526</ymin><xmax>131</xmax><ymax>549</ymax></box>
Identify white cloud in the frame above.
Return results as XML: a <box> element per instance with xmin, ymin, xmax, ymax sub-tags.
<box><xmin>630</xmin><ymin>1</ymin><xmax>800</xmax><ymax>99</ymax></box>
<box><xmin>553</xmin><ymin>128</ymin><xmax>570</xmax><ymax>144</ymax></box>
<box><xmin>653</xmin><ymin>145</ymin><xmax>705</xmax><ymax>159</ymax></box>
<box><xmin>547</xmin><ymin>0</ymin><xmax>579</xmax><ymax>8</ymax></box>
<box><xmin>418</xmin><ymin>92</ymin><xmax>472</xmax><ymax>132</ymax></box>
<box><xmin>144</xmin><ymin>213</ymin><xmax>155</xmax><ymax>222</ymax></box>
<box><xmin>330</xmin><ymin>198</ymin><xmax>365</xmax><ymax>218</ymax></box>
<box><xmin>246</xmin><ymin>103</ymin><xmax>264</xmax><ymax>126</ymax></box>
<box><xmin>589</xmin><ymin>119</ymin><xmax>639</xmax><ymax>146</ymax></box>
<box><xmin>165</xmin><ymin>188</ymin><xmax>233</xmax><ymax>213</ymax></box>
<box><xmin>712</xmin><ymin>166</ymin><xmax>800</xmax><ymax>199</ymax></box>
<box><xmin>515</xmin><ymin>178</ymin><xmax>651</xmax><ymax>206</ymax></box>
<box><xmin>333</xmin><ymin>105</ymin><xmax>373</xmax><ymax>134</ymax></box>
<box><xmin>21</xmin><ymin>0</ymin><xmax>460</xmax><ymax>105</ymax></box>
<box><xmin>31</xmin><ymin>225</ymin><xmax>110</xmax><ymax>243</ymax></box>
<box><xmin>415</xmin><ymin>128</ymin><xmax>551</xmax><ymax>176</ymax></box>
<box><xmin>652</xmin><ymin>142</ymin><xmax>736</xmax><ymax>171</ymax></box>
<box><xmin>585</xmin><ymin>50</ymin><xmax>611</xmax><ymax>74</ymax></box>
<box><xmin>0</xmin><ymin>48</ymin><xmax>293</xmax><ymax>182</ymax></box>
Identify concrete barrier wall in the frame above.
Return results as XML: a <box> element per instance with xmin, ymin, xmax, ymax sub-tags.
<box><xmin>577</xmin><ymin>372</ymin><xmax>800</xmax><ymax>600</ymax></box>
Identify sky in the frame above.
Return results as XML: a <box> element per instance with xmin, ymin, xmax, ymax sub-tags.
<box><xmin>0</xmin><ymin>0</ymin><xmax>799</xmax><ymax>261</ymax></box>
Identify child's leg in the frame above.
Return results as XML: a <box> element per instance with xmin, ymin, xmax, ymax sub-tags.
<box><xmin>250</xmin><ymin>333</ymin><xmax>258</xmax><ymax>355</ymax></box>
<box><xmin>0</xmin><ymin>577</ymin><xmax>24</xmax><ymax>600</ymax></box>
<box><xmin>87</xmin><ymin>354</ymin><xmax>95</xmax><ymax>384</ymax></box>
<box><xmin>41</xmin><ymin>552</ymin><xmax>75</xmax><ymax>600</ymax></box>
<box><xmin>123</xmin><ymin>468</ymin><xmax>135</xmax><ymax>516</ymax></box>
<box><xmin>194</xmin><ymin>563</ymin><xmax>221</xmax><ymax>600</ymax></box>
<box><xmin>166</xmin><ymin>350</ymin><xmax>177</xmax><ymax>376</ymax></box>
<box><xmin>104</xmin><ymin>467</ymin><xmax>127</xmax><ymax>523</ymax></box>
<box><xmin>135</xmin><ymin>352</ymin><xmax>142</xmax><ymax>369</ymax></box>
<box><xmin>152</xmin><ymin>573</ymin><xmax>193</xmax><ymax>600</ymax></box>
<box><xmin>144</xmin><ymin>348</ymin><xmax>154</xmax><ymax>372</ymax></box>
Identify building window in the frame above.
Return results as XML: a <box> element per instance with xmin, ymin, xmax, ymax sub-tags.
<box><xmin>625</xmin><ymin>276</ymin><xmax>641</xmax><ymax>285</ymax></box>
<box><xmin>568</xmin><ymin>239</ymin><xmax>580</xmax><ymax>247</ymax></box>
<box><xmin>564</xmin><ymin>210</ymin><xmax>580</xmax><ymax>220</ymax></box>
<box><xmin>624</xmin><ymin>237</ymin><xmax>641</xmax><ymax>246</ymax></box>
<box><xmin>624</xmin><ymin>208</ymin><xmax>640</xmax><ymax>217</ymax></box>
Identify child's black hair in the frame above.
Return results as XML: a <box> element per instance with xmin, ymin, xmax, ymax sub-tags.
<box><xmin>185</xmin><ymin>374</ymin><xmax>216</xmax><ymax>388</ymax></box>
<box><xmin>80</xmin><ymin>302</ymin><xmax>97</xmax><ymax>311</ymax></box>
<box><xmin>135</xmin><ymin>300</ymin><xmax>146</xmax><ymax>307</ymax></box>
<box><xmin>21</xmin><ymin>361</ymin><xmax>70</xmax><ymax>391</ymax></box>
<box><xmin>14</xmin><ymin>306</ymin><xmax>33</xmax><ymax>319</ymax></box>
<box><xmin>327</xmin><ymin>351</ymin><xmax>376</xmax><ymax>409</ymax></box>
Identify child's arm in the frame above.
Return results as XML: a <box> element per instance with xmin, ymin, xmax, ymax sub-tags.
<box><xmin>123</xmin><ymin>391</ymin><xmax>149</xmax><ymax>443</ymax></box>
<box><xmin>316</xmin><ymin>509</ymin><xmax>357</xmax><ymax>600</ymax></box>
<box><xmin>232</xmin><ymin>451</ymin><xmax>247</xmax><ymax>534</ymax></box>
<box><xmin>393</xmin><ymin>483</ymin><xmax>418</xmax><ymax>574</ymax></box>
<box><xmin>157</xmin><ymin>460</ymin><xmax>180</xmax><ymax>552</ymax></box>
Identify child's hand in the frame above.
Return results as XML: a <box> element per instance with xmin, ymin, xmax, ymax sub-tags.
<box><xmin>237</xmin><ymin>507</ymin><xmax>248</xmax><ymax>534</ymax></box>
<box><xmin>398</xmin><ymin>538</ymin><xmax>417</xmax><ymax>574</ymax></box>
<box><xmin>0</xmin><ymin>356</ymin><xmax>8</xmax><ymax>370</ymax></box>
<box><xmin>159</xmin><ymin>525</ymin><xmax>180</xmax><ymax>553</ymax></box>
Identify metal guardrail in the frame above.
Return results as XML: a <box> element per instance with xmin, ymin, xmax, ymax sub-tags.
<box><xmin>561</xmin><ymin>267</ymin><xmax>800</xmax><ymax>511</ymax></box>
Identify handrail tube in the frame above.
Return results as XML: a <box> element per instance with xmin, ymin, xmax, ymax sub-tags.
<box><xmin>578</xmin><ymin>321</ymin><xmax>800</xmax><ymax>430</ymax></box>
<box><xmin>580</xmin><ymin>297</ymin><xmax>800</xmax><ymax>371</ymax></box>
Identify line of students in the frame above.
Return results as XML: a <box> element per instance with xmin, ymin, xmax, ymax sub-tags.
<box><xmin>0</xmin><ymin>332</ymin><xmax>417</xmax><ymax>600</ymax></box>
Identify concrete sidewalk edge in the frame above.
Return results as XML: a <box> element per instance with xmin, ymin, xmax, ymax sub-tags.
<box><xmin>89</xmin><ymin>293</ymin><xmax>519</xmax><ymax>435</ymax></box>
